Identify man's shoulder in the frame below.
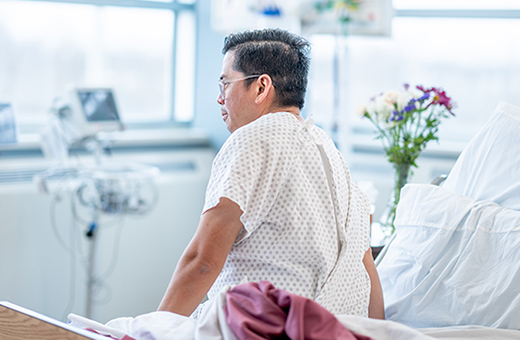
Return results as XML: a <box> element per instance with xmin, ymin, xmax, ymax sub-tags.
<box><xmin>219</xmin><ymin>121</ymin><xmax>269</xmax><ymax>156</ymax></box>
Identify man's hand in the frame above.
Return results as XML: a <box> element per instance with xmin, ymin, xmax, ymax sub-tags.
<box><xmin>157</xmin><ymin>197</ymin><xmax>244</xmax><ymax>316</ymax></box>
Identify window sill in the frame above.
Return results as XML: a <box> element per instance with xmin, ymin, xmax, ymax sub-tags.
<box><xmin>0</xmin><ymin>128</ymin><xmax>212</xmax><ymax>155</ymax></box>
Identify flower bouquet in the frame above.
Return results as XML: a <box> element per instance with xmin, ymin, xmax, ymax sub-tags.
<box><xmin>357</xmin><ymin>84</ymin><xmax>456</xmax><ymax>234</ymax></box>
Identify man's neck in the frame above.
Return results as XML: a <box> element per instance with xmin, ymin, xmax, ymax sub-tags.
<box><xmin>264</xmin><ymin>106</ymin><xmax>302</xmax><ymax>122</ymax></box>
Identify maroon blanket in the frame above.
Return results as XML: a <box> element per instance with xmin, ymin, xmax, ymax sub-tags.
<box><xmin>224</xmin><ymin>281</ymin><xmax>373</xmax><ymax>340</ymax></box>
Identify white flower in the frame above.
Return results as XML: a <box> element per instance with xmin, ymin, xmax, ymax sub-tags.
<box><xmin>355</xmin><ymin>104</ymin><xmax>367</xmax><ymax>117</ymax></box>
<box><xmin>373</xmin><ymin>95</ymin><xmax>394</xmax><ymax>122</ymax></box>
<box><xmin>366</xmin><ymin>101</ymin><xmax>376</xmax><ymax>117</ymax></box>
<box><xmin>396</xmin><ymin>91</ymin><xmax>414</xmax><ymax>112</ymax></box>
<box><xmin>383</xmin><ymin>91</ymin><xmax>399</xmax><ymax>105</ymax></box>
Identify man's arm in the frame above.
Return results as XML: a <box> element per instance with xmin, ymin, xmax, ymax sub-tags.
<box><xmin>363</xmin><ymin>248</ymin><xmax>385</xmax><ymax>319</ymax></box>
<box><xmin>157</xmin><ymin>197</ymin><xmax>244</xmax><ymax>316</ymax></box>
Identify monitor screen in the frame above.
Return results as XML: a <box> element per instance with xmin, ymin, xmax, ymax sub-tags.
<box><xmin>77</xmin><ymin>89</ymin><xmax>120</xmax><ymax>122</ymax></box>
<box><xmin>0</xmin><ymin>103</ymin><xmax>17</xmax><ymax>145</ymax></box>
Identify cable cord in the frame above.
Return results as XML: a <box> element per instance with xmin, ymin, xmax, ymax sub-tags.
<box><xmin>61</xmin><ymin>208</ymin><xmax>79</xmax><ymax>321</ymax></box>
<box><xmin>96</xmin><ymin>214</ymin><xmax>125</xmax><ymax>283</ymax></box>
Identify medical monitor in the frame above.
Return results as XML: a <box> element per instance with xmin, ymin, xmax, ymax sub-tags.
<box><xmin>66</xmin><ymin>88</ymin><xmax>124</xmax><ymax>140</ymax></box>
<box><xmin>0</xmin><ymin>103</ymin><xmax>17</xmax><ymax>145</ymax></box>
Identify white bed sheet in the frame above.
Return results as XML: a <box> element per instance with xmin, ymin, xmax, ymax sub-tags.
<box><xmin>69</xmin><ymin>310</ymin><xmax>520</xmax><ymax>340</ymax></box>
<box><xmin>337</xmin><ymin>316</ymin><xmax>520</xmax><ymax>340</ymax></box>
<box><xmin>443</xmin><ymin>101</ymin><xmax>520</xmax><ymax>211</ymax></box>
<box><xmin>378</xmin><ymin>183</ymin><xmax>520</xmax><ymax>329</ymax></box>
<box><xmin>418</xmin><ymin>326</ymin><xmax>520</xmax><ymax>340</ymax></box>
<box><xmin>69</xmin><ymin>284</ymin><xmax>238</xmax><ymax>340</ymax></box>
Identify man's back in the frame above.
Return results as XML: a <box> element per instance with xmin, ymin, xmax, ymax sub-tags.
<box><xmin>203</xmin><ymin>112</ymin><xmax>371</xmax><ymax>316</ymax></box>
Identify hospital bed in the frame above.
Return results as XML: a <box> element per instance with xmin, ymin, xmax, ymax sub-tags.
<box><xmin>2</xmin><ymin>102</ymin><xmax>520</xmax><ymax>339</ymax></box>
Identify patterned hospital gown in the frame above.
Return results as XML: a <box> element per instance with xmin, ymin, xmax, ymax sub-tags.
<box><xmin>202</xmin><ymin>112</ymin><xmax>371</xmax><ymax>316</ymax></box>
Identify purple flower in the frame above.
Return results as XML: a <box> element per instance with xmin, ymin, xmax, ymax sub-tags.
<box><xmin>404</xmin><ymin>103</ymin><xmax>416</xmax><ymax>112</ymax></box>
<box><xmin>390</xmin><ymin>110</ymin><xmax>404</xmax><ymax>122</ymax></box>
<box><xmin>418</xmin><ymin>93</ymin><xmax>430</xmax><ymax>101</ymax></box>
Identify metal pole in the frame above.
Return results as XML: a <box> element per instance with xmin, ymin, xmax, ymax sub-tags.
<box><xmin>86</xmin><ymin>218</ymin><xmax>98</xmax><ymax>319</ymax></box>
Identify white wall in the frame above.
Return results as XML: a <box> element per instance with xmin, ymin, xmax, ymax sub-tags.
<box><xmin>193</xmin><ymin>0</ymin><xmax>230</xmax><ymax>148</ymax></box>
<box><xmin>0</xmin><ymin>145</ymin><xmax>215</xmax><ymax>323</ymax></box>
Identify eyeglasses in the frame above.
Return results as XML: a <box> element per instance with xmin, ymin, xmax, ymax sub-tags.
<box><xmin>218</xmin><ymin>75</ymin><xmax>260</xmax><ymax>100</ymax></box>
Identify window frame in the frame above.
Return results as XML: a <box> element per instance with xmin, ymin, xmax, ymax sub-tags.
<box><xmin>395</xmin><ymin>8</ymin><xmax>520</xmax><ymax>19</ymax></box>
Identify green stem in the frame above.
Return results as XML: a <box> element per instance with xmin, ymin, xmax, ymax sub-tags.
<box><xmin>381</xmin><ymin>162</ymin><xmax>411</xmax><ymax>235</ymax></box>
<box><xmin>394</xmin><ymin>162</ymin><xmax>411</xmax><ymax>206</ymax></box>
<box><xmin>417</xmin><ymin>107</ymin><xmax>435</xmax><ymax>137</ymax></box>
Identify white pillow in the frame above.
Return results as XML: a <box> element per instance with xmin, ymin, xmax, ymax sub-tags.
<box><xmin>378</xmin><ymin>184</ymin><xmax>520</xmax><ymax>329</ymax></box>
<box><xmin>443</xmin><ymin>101</ymin><xmax>520</xmax><ymax>210</ymax></box>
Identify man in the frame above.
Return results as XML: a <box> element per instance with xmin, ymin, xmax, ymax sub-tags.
<box><xmin>158</xmin><ymin>28</ymin><xmax>384</xmax><ymax>319</ymax></box>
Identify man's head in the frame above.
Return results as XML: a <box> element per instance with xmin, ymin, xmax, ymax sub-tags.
<box><xmin>217</xmin><ymin>29</ymin><xmax>311</xmax><ymax>133</ymax></box>
<box><xmin>222</xmin><ymin>29</ymin><xmax>311</xmax><ymax>110</ymax></box>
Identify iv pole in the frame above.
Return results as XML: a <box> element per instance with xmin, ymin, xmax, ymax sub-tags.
<box><xmin>85</xmin><ymin>216</ymin><xmax>98</xmax><ymax>319</ymax></box>
<box><xmin>84</xmin><ymin>140</ymin><xmax>103</xmax><ymax>319</ymax></box>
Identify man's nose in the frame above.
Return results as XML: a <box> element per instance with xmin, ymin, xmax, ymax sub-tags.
<box><xmin>217</xmin><ymin>93</ymin><xmax>225</xmax><ymax>105</ymax></box>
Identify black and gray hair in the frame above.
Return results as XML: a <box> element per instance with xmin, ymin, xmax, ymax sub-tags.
<box><xmin>222</xmin><ymin>28</ymin><xmax>311</xmax><ymax>110</ymax></box>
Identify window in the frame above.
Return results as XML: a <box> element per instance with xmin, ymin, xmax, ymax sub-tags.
<box><xmin>0</xmin><ymin>0</ymin><xmax>196</xmax><ymax>131</ymax></box>
<box><xmin>394</xmin><ymin>0</ymin><xmax>520</xmax><ymax>10</ymax></box>
<box><xmin>306</xmin><ymin>1</ymin><xmax>520</xmax><ymax>221</ymax></box>
<box><xmin>308</xmin><ymin>2</ymin><xmax>520</xmax><ymax>144</ymax></box>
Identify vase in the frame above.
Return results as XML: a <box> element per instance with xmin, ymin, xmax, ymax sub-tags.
<box><xmin>379</xmin><ymin>162</ymin><xmax>412</xmax><ymax>236</ymax></box>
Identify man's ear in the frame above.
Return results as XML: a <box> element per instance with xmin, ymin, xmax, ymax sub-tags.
<box><xmin>254</xmin><ymin>74</ymin><xmax>275</xmax><ymax>105</ymax></box>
